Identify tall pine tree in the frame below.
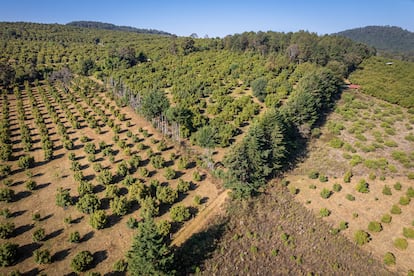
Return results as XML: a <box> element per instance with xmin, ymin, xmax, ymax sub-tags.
<box><xmin>127</xmin><ymin>216</ymin><xmax>174</xmax><ymax>275</ymax></box>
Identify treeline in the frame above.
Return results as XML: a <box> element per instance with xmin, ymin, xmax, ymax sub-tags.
<box><xmin>66</xmin><ymin>21</ymin><xmax>173</xmax><ymax>36</ymax></box>
<box><xmin>336</xmin><ymin>26</ymin><xmax>414</xmax><ymax>61</ymax></box>
<box><xmin>350</xmin><ymin>56</ymin><xmax>414</xmax><ymax>108</ymax></box>
<box><xmin>224</xmin><ymin>67</ymin><xmax>340</xmax><ymax>198</ymax></box>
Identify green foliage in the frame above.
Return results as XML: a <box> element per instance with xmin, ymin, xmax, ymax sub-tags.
<box><xmin>0</xmin><ymin>188</ymin><xmax>14</xmax><ymax>202</ymax></box>
<box><xmin>251</xmin><ymin>77</ymin><xmax>268</xmax><ymax>102</ymax></box>
<box><xmin>333</xmin><ymin>183</ymin><xmax>342</xmax><ymax>192</ymax></box>
<box><xmin>33</xmin><ymin>249</ymin><xmax>51</xmax><ymax>264</ymax></box>
<box><xmin>150</xmin><ymin>155</ymin><xmax>165</xmax><ymax>169</ymax></box>
<box><xmin>381</xmin><ymin>214</ymin><xmax>392</xmax><ymax>224</ymax></box>
<box><xmin>71</xmin><ymin>250</ymin><xmax>94</xmax><ymax>272</ymax></box>
<box><xmin>394</xmin><ymin>182</ymin><xmax>402</xmax><ymax>191</ymax></box>
<box><xmin>113</xmin><ymin>259</ymin><xmax>128</xmax><ymax>272</ymax></box>
<box><xmin>329</xmin><ymin>137</ymin><xmax>344</xmax><ymax>148</ymax></box>
<box><xmin>156</xmin><ymin>186</ymin><xmax>178</xmax><ymax>205</ymax></box>
<box><xmin>354</xmin><ymin>230</ymin><xmax>370</xmax><ymax>245</ymax></box>
<box><xmin>343</xmin><ymin>170</ymin><xmax>353</xmax><ymax>183</ymax></box>
<box><xmin>32</xmin><ymin>227</ymin><xmax>46</xmax><ymax>242</ymax></box>
<box><xmin>177</xmin><ymin>179</ymin><xmax>191</xmax><ymax>194</ymax></box>
<box><xmin>68</xmin><ymin>231</ymin><xmax>81</xmax><ymax>243</ymax></box>
<box><xmin>320</xmin><ymin>188</ymin><xmax>332</xmax><ymax>199</ymax></box>
<box><xmin>17</xmin><ymin>155</ymin><xmax>34</xmax><ymax>169</ymax></box>
<box><xmin>127</xmin><ymin>216</ymin><xmax>174</xmax><ymax>276</ymax></box>
<box><xmin>393</xmin><ymin>238</ymin><xmax>408</xmax><ymax>250</ymax></box>
<box><xmin>89</xmin><ymin>210</ymin><xmax>107</xmax><ymax>229</ymax></box>
<box><xmin>0</xmin><ymin>242</ymin><xmax>18</xmax><ymax>267</ymax></box>
<box><xmin>383</xmin><ymin>252</ymin><xmax>396</xmax><ymax>266</ymax></box>
<box><xmin>308</xmin><ymin>171</ymin><xmax>319</xmax><ymax>179</ymax></box>
<box><xmin>0</xmin><ymin>222</ymin><xmax>15</xmax><ymax>239</ymax></box>
<box><xmin>78</xmin><ymin>180</ymin><xmax>93</xmax><ymax>196</ymax></box>
<box><xmin>170</xmin><ymin>205</ymin><xmax>191</xmax><ymax>222</ymax></box>
<box><xmin>399</xmin><ymin>196</ymin><xmax>411</xmax><ymax>206</ymax></box>
<box><xmin>97</xmin><ymin>169</ymin><xmax>113</xmax><ymax>185</ymax></box>
<box><xmin>140</xmin><ymin>196</ymin><xmax>159</xmax><ymax>218</ymax></box>
<box><xmin>382</xmin><ymin>185</ymin><xmax>392</xmax><ymax>196</ymax></box>
<box><xmin>105</xmin><ymin>184</ymin><xmax>120</xmax><ymax>199</ymax></box>
<box><xmin>403</xmin><ymin>227</ymin><xmax>414</xmax><ymax>239</ymax></box>
<box><xmin>368</xmin><ymin>221</ymin><xmax>382</xmax><ymax>233</ymax></box>
<box><xmin>319</xmin><ymin>208</ymin><xmax>331</xmax><ymax>217</ymax></box>
<box><xmin>76</xmin><ymin>194</ymin><xmax>101</xmax><ymax>214</ymax></box>
<box><xmin>356</xmin><ymin>179</ymin><xmax>369</xmax><ymax>193</ymax></box>
<box><xmin>390</xmin><ymin>204</ymin><xmax>402</xmax><ymax>215</ymax></box>
<box><xmin>164</xmin><ymin>167</ymin><xmax>176</xmax><ymax>180</ymax></box>
<box><xmin>407</xmin><ymin>187</ymin><xmax>414</xmax><ymax>198</ymax></box>
<box><xmin>318</xmin><ymin>174</ymin><xmax>328</xmax><ymax>182</ymax></box>
<box><xmin>346</xmin><ymin>194</ymin><xmax>355</xmax><ymax>201</ymax></box>
<box><xmin>127</xmin><ymin>217</ymin><xmax>139</xmax><ymax>229</ymax></box>
<box><xmin>55</xmin><ymin>187</ymin><xmax>72</xmax><ymax>207</ymax></box>
<box><xmin>157</xmin><ymin>220</ymin><xmax>171</xmax><ymax>237</ymax></box>
<box><xmin>110</xmin><ymin>196</ymin><xmax>130</xmax><ymax>216</ymax></box>
<box><xmin>141</xmin><ymin>90</ymin><xmax>170</xmax><ymax>119</ymax></box>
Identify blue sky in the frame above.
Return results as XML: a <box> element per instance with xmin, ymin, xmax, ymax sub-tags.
<box><xmin>1</xmin><ymin>0</ymin><xmax>413</xmax><ymax>37</ymax></box>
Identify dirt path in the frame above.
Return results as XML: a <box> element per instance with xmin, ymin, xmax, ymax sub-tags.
<box><xmin>172</xmin><ymin>189</ymin><xmax>229</xmax><ymax>246</ymax></box>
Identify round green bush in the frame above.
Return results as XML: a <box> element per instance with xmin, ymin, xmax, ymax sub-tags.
<box><xmin>320</xmin><ymin>188</ymin><xmax>332</xmax><ymax>199</ymax></box>
<box><xmin>70</xmin><ymin>250</ymin><xmax>94</xmax><ymax>272</ymax></box>
<box><xmin>319</xmin><ymin>208</ymin><xmax>331</xmax><ymax>217</ymax></box>
<box><xmin>89</xmin><ymin>210</ymin><xmax>107</xmax><ymax>230</ymax></box>
<box><xmin>333</xmin><ymin>183</ymin><xmax>342</xmax><ymax>192</ymax></box>
<box><xmin>382</xmin><ymin>185</ymin><xmax>392</xmax><ymax>196</ymax></box>
<box><xmin>0</xmin><ymin>242</ymin><xmax>18</xmax><ymax>267</ymax></box>
<box><xmin>393</xmin><ymin>238</ymin><xmax>408</xmax><ymax>250</ymax></box>
<box><xmin>381</xmin><ymin>214</ymin><xmax>392</xmax><ymax>224</ymax></box>
<box><xmin>399</xmin><ymin>196</ymin><xmax>411</xmax><ymax>206</ymax></box>
<box><xmin>354</xmin><ymin>230</ymin><xmax>370</xmax><ymax>245</ymax></box>
<box><xmin>390</xmin><ymin>204</ymin><xmax>402</xmax><ymax>215</ymax></box>
<box><xmin>368</xmin><ymin>221</ymin><xmax>382</xmax><ymax>233</ymax></box>
<box><xmin>383</xmin><ymin>252</ymin><xmax>396</xmax><ymax>266</ymax></box>
<box><xmin>403</xmin><ymin>227</ymin><xmax>414</xmax><ymax>239</ymax></box>
<box><xmin>346</xmin><ymin>194</ymin><xmax>355</xmax><ymax>201</ymax></box>
<box><xmin>170</xmin><ymin>205</ymin><xmax>190</xmax><ymax>222</ymax></box>
<box><xmin>33</xmin><ymin>249</ymin><xmax>51</xmax><ymax>264</ymax></box>
<box><xmin>394</xmin><ymin>182</ymin><xmax>402</xmax><ymax>191</ymax></box>
<box><xmin>308</xmin><ymin>170</ymin><xmax>319</xmax><ymax>179</ymax></box>
<box><xmin>356</xmin><ymin>179</ymin><xmax>369</xmax><ymax>193</ymax></box>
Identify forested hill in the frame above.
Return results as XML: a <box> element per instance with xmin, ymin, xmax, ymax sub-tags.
<box><xmin>335</xmin><ymin>26</ymin><xmax>414</xmax><ymax>61</ymax></box>
<box><xmin>66</xmin><ymin>20</ymin><xmax>172</xmax><ymax>36</ymax></box>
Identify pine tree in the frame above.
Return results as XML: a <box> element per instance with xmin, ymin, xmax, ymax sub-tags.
<box><xmin>127</xmin><ymin>216</ymin><xmax>174</xmax><ymax>276</ymax></box>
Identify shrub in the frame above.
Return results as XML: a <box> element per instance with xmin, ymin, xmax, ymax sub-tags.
<box><xmin>56</xmin><ymin>187</ymin><xmax>72</xmax><ymax>207</ymax></box>
<box><xmin>126</xmin><ymin>217</ymin><xmax>139</xmax><ymax>229</ymax></box>
<box><xmin>329</xmin><ymin>137</ymin><xmax>344</xmax><ymax>148</ymax></box>
<box><xmin>403</xmin><ymin>227</ymin><xmax>414</xmax><ymax>239</ymax></box>
<box><xmin>78</xmin><ymin>181</ymin><xmax>93</xmax><ymax>196</ymax></box>
<box><xmin>390</xmin><ymin>204</ymin><xmax>402</xmax><ymax>215</ymax></box>
<box><xmin>382</xmin><ymin>185</ymin><xmax>392</xmax><ymax>196</ymax></box>
<box><xmin>24</xmin><ymin>179</ymin><xmax>36</xmax><ymax>190</ymax></box>
<box><xmin>113</xmin><ymin>258</ymin><xmax>128</xmax><ymax>272</ymax></box>
<box><xmin>89</xmin><ymin>210</ymin><xmax>107</xmax><ymax>230</ymax></box>
<box><xmin>356</xmin><ymin>179</ymin><xmax>369</xmax><ymax>193</ymax></box>
<box><xmin>76</xmin><ymin>194</ymin><xmax>101</xmax><ymax>214</ymax></box>
<box><xmin>318</xmin><ymin>174</ymin><xmax>328</xmax><ymax>182</ymax></box>
<box><xmin>383</xmin><ymin>252</ymin><xmax>396</xmax><ymax>266</ymax></box>
<box><xmin>343</xmin><ymin>170</ymin><xmax>352</xmax><ymax>183</ymax></box>
<box><xmin>156</xmin><ymin>186</ymin><xmax>178</xmax><ymax>205</ymax></box>
<box><xmin>105</xmin><ymin>184</ymin><xmax>120</xmax><ymax>199</ymax></box>
<box><xmin>0</xmin><ymin>222</ymin><xmax>15</xmax><ymax>239</ymax></box>
<box><xmin>193</xmin><ymin>195</ymin><xmax>202</xmax><ymax>205</ymax></box>
<box><xmin>17</xmin><ymin>155</ymin><xmax>34</xmax><ymax>169</ymax></box>
<box><xmin>177</xmin><ymin>179</ymin><xmax>191</xmax><ymax>194</ymax></box>
<box><xmin>32</xmin><ymin>227</ymin><xmax>46</xmax><ymax>242</ymax></box>
<box><xmin>71</xmin><ymin>250</ymin><xmax>94</xmax><ymax>272</ymax></box>
<box><xmin>68</xmin><ymin>231</ymin><xmax>81</xmax><ymax>243</ymax></box>
<box><xmin>157</xmin><ymin>220</ymin><xmax>171</xmax><ymax>237</ymax></box>
<box><xmin>346</xmin><ymin>194</ymin><xmax>355</xmax><ymax>201</ymax></box>
<box><xmin>0</xmin><ymin>209</ymin><xmax>11</xmax><ymax>218</ymax></box>
<box><xmin>97</xmin><ymin>169</ymin><xmax>113</xmax><ymax>185</ymax></box>
<box><xmin>110</xmin><ymin>196</ymin><xmax>130</xmax><ymax>216</ymax></box>
<box><xmin>164</xmin><ymin>167</ymin><xmax>176</xmax><ymax>180</ymax></box>
<box><xmin>333</xmin><ymin>183</ymin><xmax>342</xmax><ymax>192</ymax></box>
<box><xmin>289</xmin><ymin>185</ymin><xmax>298</xmax><ymax>195</ymax></box>
<box><xmin>150</xmin><ymin>155</ymin><xmax>165</xmax><ymax>169</ymax></box>
<box><xmin>394</xmin><ymin>182</ymin><xmax>402</xmax><ymax>191</ymax></box>
<box><xmin>339</xmin><ymin>221</ymin><xmax>348</xmax><ymax>231</ymax></box>
<box><xmin>399</xmin><ymin>196</ymin><xmax>411</xmax><ymax>206</ymax></box>
<box><xmin>354</xmin><ymin>230</ymin><xmax>370</xmax><ymax>245</ymax></box>
<box><xmin>407</xmin><ymin>187</ymin><xmax>414</xmax><ymax>198</ymax></box>
<box><xmin>33</xmin><ymin>249</ymin><xmax>51</xmax><ymax>264</ymax></box>
<box><xmin>0</xmin><ymin>188</ymin><xmax>14</xmax><ymax>202</ymax></box>
<box><xmin>93</xmin><ymin>163</ymin><xmax>102</xmax><ymax>173</ymax></box>
<box><xmin>393</xmin><ymin>238</ymin><xmax>408</xmax><ymax>250</ymax></box>
<box><xmin>309</xmin><ymin>184</ymin><xmax>316</xmax><ymax>189</ymax></box>
<box><xmin>381</xmin><ymin>214</ymin><xmax>392</xmax><ymax>224</ymax></box>
<box><xmin>319</xmin><ymin>208</ymin><xmax>331</xmax><ymax>217</ymax></box>
<box><xmin>170</xmin><ymin>205</ymin><xmax>190</xmax><ymax>222</ymax></box>
<box><xmin>0</xmin><ymin>242</ymin><xmax>18</xmax><ymax>267</ymax></box>
<box><xmin>368</xmin><ymin>221</ymin><xmax>382</xmax><ymax>233</ymax></box>
<box><xmin>408</xmin><ymin>172</ymin><xmax>414</xmax><ymax>180</ymax></box>
<box><xmin>193</xmin><ymin>171</ymin><xmax>202</xmax><ymax>182</ymax></box>
<box><xmin>320</xmin><ymin>188</ymin><xmax>332</xmax><ymax>199</ymax></box>
<box><xmin>308</xmin><ymin>171</ymin><xmax>319</xmax><ymax>179</ymax></box>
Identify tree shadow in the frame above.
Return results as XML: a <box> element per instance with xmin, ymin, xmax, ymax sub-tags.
<box><xmin>81</xmin><ymin>231</ymin><xmax>94</xmax><ymax>242</ymax></box>
<box><xmin>11</xmin><ymin>209</ymin><xmax>26</xmax><ymax>217</ymax></box>
<box><xmin>14</xmin><ymin>223</ymin><xmax>34</xmax><ymax>237</ymax></box>
<box><xmin>14</xmin><ymin>191</ymin><xmax>32</xmax><ymax>202</ymax></box>
<box><xmin>23</xmin><ymin>267</ymin><xmax>43</xmax><ymax>276</ymax></box>
<box><xmin>44</xmin><ymin>228</ymin><xmax>64</xmax><ymax>241</ymax></box>
<box><xmin>36</xmin><ymin>182</ymin><xmax>51</xmax><ymax>190</ymax></box>
<box><xmin>107</xmin><ymin>214</ymin><xmax>122</xmax><ymax>228</ymax></box>
<box><xmin>39</xmin><ymin>213</ymin><xmax>53</xmax><ymax>221</ymax></box>
<box><xmin>173</xmin><ymin>220</ymin><xmax>227</xmax><ymax>275</ymax></box>
<box><xmin>18</xmin><ymin>242</ymin><xmax>42</xmax><ymax>263</ymax></box>
<box><xmin>72</xmin><ymin>215</ymin><xmax>84</xmax><ymax>224</ymax></box>
<box><xmin>52</xmin><ymin>248</ymin><xmax>70</xmax><ymax>262</ymax></box>
<box><xmin>90</xmin><ymin>250</ymin><xmax>108</xmax><ymax>269</ymax></box>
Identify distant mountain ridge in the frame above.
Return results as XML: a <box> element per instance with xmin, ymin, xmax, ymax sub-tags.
<box><xmin>66</xmin><ymin>20</ymin><xmax>173</xmax><ymax>36</ymax></box>
<box><xmin>335</xmin><ymin>26</ymin><xmax>414</xmax><ymax>61</ymax></box>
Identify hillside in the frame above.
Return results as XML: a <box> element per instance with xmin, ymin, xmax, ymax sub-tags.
<box><xmin>335</xmin><ymin>26</ymin><xmax>414</xmax><ymax>61</ymax></box>
<box><xmin>66</xmin><ymin>20</ymin><xmax>172</xmax><ymax>36</ymax></box>
<box><xmin>1</xmin><ymin>21</ymin><xmax>405</xmax><ymax>275</ymax></box>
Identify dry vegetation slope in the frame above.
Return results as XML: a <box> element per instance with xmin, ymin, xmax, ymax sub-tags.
<box><xmin>286</xmin><ymin>89</ymin><xmax>414</xmax><ymax>274</ymax></box>
<box><xmin>0</xmin><ymin>79</ymin><xmax>223</xmax><ymax>275</ymax></box>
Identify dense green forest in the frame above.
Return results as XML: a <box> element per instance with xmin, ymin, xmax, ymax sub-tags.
<box><xmin>336</xmin><ymin>26</ymin><xmax>414</xmax><ymax>61</ymax></box>
<box><xmin>350</xmin><ymin>56</ymin><xmax>414</xmax><ymax>108</ymax></box>
<box><xmin>66</xmin><ymin>21</ymin><xmax>173</xmax><ymax>36</ymax></box>
<box><xmin>0</xmin><ymin>21</ymin><xmax>375</xmax><ymax>196</ymax></box>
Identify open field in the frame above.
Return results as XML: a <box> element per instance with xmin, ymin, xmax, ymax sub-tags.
<box><xmin>286</xmin><ymin>89</ymin><xmax>414</xmax><ymax>274</ymax></box>
<box><xmin>0</xmin><ymin>79</ymin><xmax>223</xmax><ymax>274</ymax></box>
